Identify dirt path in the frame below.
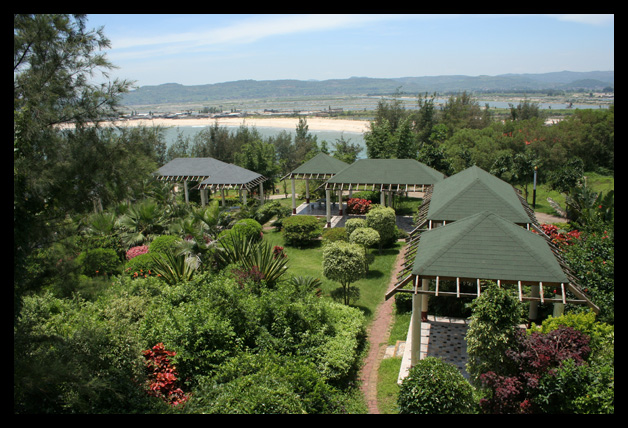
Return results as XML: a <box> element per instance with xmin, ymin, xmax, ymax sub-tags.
<box><xmin>358</xmin><ymin>246</ymin><xmax>406</xmax><ymax>414</ymax></box>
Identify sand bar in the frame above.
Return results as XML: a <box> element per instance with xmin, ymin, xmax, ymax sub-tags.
<box><xmin>61</xmin><ymin>116</ymin><xmax>371</xmax><ymax>134</ymax></box>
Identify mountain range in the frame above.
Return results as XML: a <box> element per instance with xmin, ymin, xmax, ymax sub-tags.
<box><xmin>121</xmin><ymin>71</ymin><xmax>614</xmax><ymax>106</ymax></box>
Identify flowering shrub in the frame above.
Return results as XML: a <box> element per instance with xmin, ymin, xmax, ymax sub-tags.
<box><xmin>538</xmin><ymin>224</ymin><xmax>581</xmax><ymax>247</ymax></box>
<box><xmin>143</xmin><ymin>343</ymin><xmax>188</xmax><ymax>407</ymax></box>
<box><xmin>346</xmin><ymin>198</ymin><xmax>372</xmax><ymax>215</ymax></box>
<box><xmin>126</xmin><ymin>245</ymin><xmax>149</xmax><ymax>260</ymax></box>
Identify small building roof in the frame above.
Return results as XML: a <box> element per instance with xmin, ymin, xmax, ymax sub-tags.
<box><xmin>426</xmin><ymin>165</ymin><xmax>532</xmax><ymax>225</ymax></box>
<box><xmin>409</xmin><ymin>211</ymin><xmax>569</xmax><ymax>284</ymax></box>
<box><xmin>323</xmin><ymin>158</ymin><xmax>445</xmax><ymax>192</ymax></box>
<box><xmin>281</xmin><ymin>152</ymin><xmax>349</xmax><ymax>180</ymax></box>
<box><xmin>155</xmin><ymin>157</ymin><xmax>266</xmax><ymax>190</ymax></box>
<box><xmin>155</xmin><ymin>157</ymin><xmax>228</xmax><ymax>181</ymax></box>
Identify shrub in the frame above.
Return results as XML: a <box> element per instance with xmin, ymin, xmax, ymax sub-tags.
<box><xmin>219</xmin><ymin>218</ymin><xmax>263</xmax><ymax>242</ymax></box>
<box><xmin>322</xmin><ymin>227</ymin><xmax>347</xmax><ymax>245</ymax></box>
<box><xmin>143</xmin><ymin>343</ymin><xmax>189</xmax><ymax>407</ymax></box>
<box><xmin>351</xmin><ymin>190</ymin><xmax>380</xmax><ymax>204</ymax></box>
<box><xmin>344</xmin><ymin>218</ymin><xmax>367</xmax><ymax>237</ymax></box>
<box><xmin>126</xmin><ymin>245</ymin><xmax>149</xmax><ymax>260</ymax></box>
<box><xmin>282</xmin><ymin>215</ymin><xmax>322</xmax><ymax>247</ymax></box>
<box><xmin>150</xmin><ymin>235</ymin><xmax>183</xmax><ymax>255</ymax></box>
<box><xmin>125</xmin><ymin>252</ymin><xmax>158</xmax><ymax>279</ymax></box>
<box><xmin>349</xmin><ymin>227</ymin><xmax>380</xmax><ymax>271</ymax></box>
<box><xmin>77</xmin><ymin>248</ymin><xmax>121</xmax><ymax>277</ymax></box>
<box><xmin>322</xmin><ymin>241</ymin><xmax>366</xmax><ymax>305</ymax></box>
<box><xmin>365</xmin><ymin>205</ymin><xmax>398</xmax><ymax>251</ymax></box>
<box><xmin>398</xmin><ymin>357</ymin><xmax>477</xmax><ymax>414</ymax></box>
<box><xmin>346</xmin><ymin>198</ymin><xmax>372</xmax><ymax>214</ymax></box>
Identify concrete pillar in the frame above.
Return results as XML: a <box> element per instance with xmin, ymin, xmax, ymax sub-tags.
<box><xmin>259</xmin><ymin>182</ymin><xmax>264</xmax><ymax>205</ymax></box>
<box><xmin>184</xmin><ymin>180</ymin><xmax>189</xmax><ymax>204</ymax></box>
<box><xmin>305</xmin><ymin>179</ymin><xmax>310</xmax><ymax>203</ymax></box>
<box><xmin>221</xmin><ymin>189</ymin><xmax>226</xmax><ymax>207</ymax></box>
<box><xmin>338</xmin><ymin>190</ymin><xmax>343</xmax><ymax>215</ymax></box>
<box><xmin>421</xmin><ymin>278</ymin><xmax>429</xmax><ymax>321</ymax></box>
<box><xmin>411</xmin><ymin>291</ymin><xmax>423</xmax><ymax>366</ymax></box>
<box><xmin>291</xmin><ymin>178</ymin><xmax>297</xmax><ymax>214</ymax></box>
<box><xmin>380</xmin><ymin>190</ymin><xmax>385</xmax><ymax>207</ymax></box>
<box><xmin>325</xmin><ymin>188</ymin><xmax>331</xmax><ymax>228</ymax></box>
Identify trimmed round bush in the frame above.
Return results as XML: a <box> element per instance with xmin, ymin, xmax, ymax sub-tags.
<box><xmin>398</xmin><ymin>357</ymin><xmax>477</xmax><ymax>414</ymax></box>
<box><xmin>344</xmin><ymin>218</ymin><xmax>367</xmax><ymax>237</ymax></box>
<box><xmin>77</xmin><ymin>248</ymin><xmax>121</xmax><ymax>277</ymax></box>
<box><xmin>149</xmin><ymin>235</ymin><xmax>183</xmax><ymax>254</ymax></box>
<box><xmin>219</xmin><ymin>218</ymin><xmax>263</xmax><ymax>242</ymax></box>
<box><xmin>281</xmin><ymin>215</ymin><xmax>322</xmax><ymax>247</ymax></box>
<box><xmin>124</xmin><ymin>252</ymin><xmax>157</xmax><ymax>279</ymax></box>
<box><xmin>322</xmin><ymin>227</ymin><xmax>347</xmax><ymax>245</ymax></box>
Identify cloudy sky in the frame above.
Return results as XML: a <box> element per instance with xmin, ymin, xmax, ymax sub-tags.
<box><xmin>85</xmin><ymin>14</ymin><xmax>614</xmax><ymax>87</ymax></box>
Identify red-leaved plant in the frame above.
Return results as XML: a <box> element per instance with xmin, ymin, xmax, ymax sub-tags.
<box><xmin>143</xmin><ymin>343</ymin><xmax>188</xmax><ymax>407</ymax></box>
<box><xmin>346</xmin><ymin>198</ymin><xmax>372</xmax><ymax>215</ymax></box>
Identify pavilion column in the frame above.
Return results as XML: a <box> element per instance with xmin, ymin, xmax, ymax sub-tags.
<box><xmin>337</xmin><ymin>190</ymin><xmax>343</xmax><ymax>215</ymax></box>
<box><xmin>529</xmin><ymin>284</ymin><xmax>540</xmax><ymax>323</ymax></box>
<box><xmin>380</xmin><ymin>190</ymin><xmax>386</xmax><ymax>207</ymax></box>
<box><xmin>411</xmin><ymin>276</ymin><xmax>429</xmax><ymax>366</ymax></box>
<box><xmin>259</xmin><ymin>182</ymin><xmax>264</xmax><ymax>205</ymax></box>
<box><xmin>325</xmin><ymin>188</ymin><xmax>331</xmax><ymax>228</ymax></box>
<box><xmin>421</xmin><ymin>278</ymin><xmax>429</xmax><ymax>321</ymax></box>
<box><xmin>184</xmin><ymin>180</ymin><xmax>189</xmax><ymax>204</ymax></box>
<box><xmin>305</xmin><ymin>179</ymin><xmax>310</xmax><ymax>203</ymax></box>
<box><xmin>221</xmin><ymin>189</ymin><xmax>226</xmax><ymax>207</ymax></box>
<box><xmin>243</xmin><ymin>189</ymin><xmax>247</xmax><ymax>206</ymax></box>
<box><xmin>291</xmin><ymin>179</ymin><xmax>297</xmax><ymax>214</ymax></box>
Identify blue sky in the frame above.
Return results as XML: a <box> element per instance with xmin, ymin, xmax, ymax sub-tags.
<box><xmin>86</xmin><ymin>14</ymin><xmax>614</xmax><ymax>88</ymax></box>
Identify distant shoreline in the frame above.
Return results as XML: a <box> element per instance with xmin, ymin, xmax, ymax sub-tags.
<box><xmin>59</xmin><ymin>116</ymin><xmax>371</xmax><ymax>134</ymax></box>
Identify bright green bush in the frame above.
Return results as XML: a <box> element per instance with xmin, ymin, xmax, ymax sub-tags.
<box><xmin>281</xmin><ymin>215</ymin><xmax>322</xmax><ymax>247</ymax></box>
<box><xmin>366</xmin><ymin>205</ymin><xmax>398</xmax><ymax>250</ymax></box>
<box><xmin>149</xmin><ymin>234</ymin><xmax>183</xmax><ymax>254</ymax></box>
<box><xmin>344</xmin><ymin>218</ymin><xmax>367</xmax><ymax>237</ymax></box>
<box><xmin>398</xmin><ymin>357</ymin><xmax>477</xmax><ymax>414</ymax></box>
<box><xmin>322</xmin><ymin>241</ymin><xmax>366</xmax><ymax>305</ymax></box>
<box><xmin>322</xmin><ymin>227</ymin><xmax>347</xmax><ymax>245</ymax></box>
<box><xmin>77</xmin><ymin>247</ymin><xmax>121</xmax><ymax>277</ymax></box>
<box><xmin>219</xmin><ymin>218</ymin><xmax>263</xmax><ymax>242</ymax></box>
<box><xmin>124</xmin><ymin>252</ymin><xmax>158</xmax><ymax>279</ymax></box>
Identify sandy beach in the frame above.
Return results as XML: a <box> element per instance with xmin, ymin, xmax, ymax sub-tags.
<box><xmin>69</xmin><ymin>116</ymin><xmax>371</xmax><ymax>134</ymax></box>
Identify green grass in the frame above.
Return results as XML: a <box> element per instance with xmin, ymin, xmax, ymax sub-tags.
<box><xmin>516</xmin><ymin>172</ymin><xmax>614</xmax><ymax>216</ymax></box>
<box><xmin>263</xmin><ymin>227</ymin><xmax>402</xmax><ymax>322</ymax></box>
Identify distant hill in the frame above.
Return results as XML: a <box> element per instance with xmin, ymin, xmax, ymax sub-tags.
<box><xmin>120</xmin><ymin>71</ymin><xmax>614</xmax><ymax>106</ymax></box>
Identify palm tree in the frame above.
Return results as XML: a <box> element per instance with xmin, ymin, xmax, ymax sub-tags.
<box><xmin>117</xmin><ymin>199</ymin><xmax>166</xmax><ymax>246</ymax></box>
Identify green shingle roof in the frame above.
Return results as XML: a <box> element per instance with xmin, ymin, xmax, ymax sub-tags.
<box><xmin>410</xmin><ymin>211</ymin><xmax>569</xmax><ymax>284</ymax></box>
<box><xmin>156</xmin><ymin>157</ymin><xmax>229</xmax><ymax>180</ymax></box>
<box><xmin>284</xmin><ymin>152</ymin><xmax>349</xmax><ymax>179</ymax></box>
<box><xmin>155</xmin><ymin>157</ymin><xmax>266</xmax><ymax>190</ymax></box>
<box><xmin>427</xmin><ymin>165</ymin><xmax>530</xmax><ymax>224</ymax></box>
<box><xmin>324</xmin><ymin>159</ymin><xmax>445</xmax><ymax>191</ymax></box>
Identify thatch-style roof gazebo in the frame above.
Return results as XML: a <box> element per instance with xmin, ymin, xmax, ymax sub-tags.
<box><xmin>155</xmin><ymin>157</ymin><xmax>267</xmax><ymax>206</ymax></box>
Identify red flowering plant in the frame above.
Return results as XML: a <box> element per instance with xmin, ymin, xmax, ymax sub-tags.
<box><xmin>126</xmin><ymin>245</ymin><xmax>149</xmax><ymax>260</ymax></box>
<box><xmin>346</xmin><ymin>198</ymin><xmax>372</xmax><ymax>215</ymax></box>
<box><xmin>143</xmin><ymin>343</ymin><xmax>189</xmax><ymax>407</ymax></box>
<box><xmin>537</xmin><ymin>224</ymin><xmax>581</xmax><ymax>248</ymax></box>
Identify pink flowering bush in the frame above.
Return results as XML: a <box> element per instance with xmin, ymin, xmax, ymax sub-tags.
<box><xmin>126</xmin><ymin>245</ymin><xmax>149</xmax><ymax>260</ymax></box>
<box><xmin>346</xmin><ymin>198</ymin><xmax>372</xmax><ymax>215</ymax></box>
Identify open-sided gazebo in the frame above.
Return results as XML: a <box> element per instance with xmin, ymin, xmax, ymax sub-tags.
<box><xmin>387</xmin><ymin>210</ymin><xmax>599</xmax><ymax>382</ymax></box>
<box><xmin>280</xmin><ymin>153</ymin><xmax>349</xmax><ymax>214</ymax></box>
<box><xmin>413</xmin><ymin>165</ymin><xmax>535</xmax><ymax>230</ymax></box>
<box><xmin>155</xmin><ymin>157</ymin><xmax>267</xmax><ymax>206</ymax></box>
<box><xmin>320</xmin><ymin>159</ymin><xmax>445</xmax><ymax>226</ymax></box>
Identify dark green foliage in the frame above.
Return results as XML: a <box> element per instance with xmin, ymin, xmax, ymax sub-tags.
<box><xmin>398</xmin><ymin>357</ymin><xmax>477</xmax><ymax>414</ymax></box>
<box><xmin>149</xmin><ymin>234</ymin><xmax>183</xmax><ymax>254</ymax></box>
<box><xmin>282</xmin><ymin>215</ymin><xmax>322</xmax><ymax>247</ymax></box>
<box><xmin>77</xmin><ymin>248</ymin><xmax>121</xmax><ymax>277</ymax></box>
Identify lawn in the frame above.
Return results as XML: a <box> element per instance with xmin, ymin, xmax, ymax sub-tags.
<box><xmin>262</xmin><ymin>226</ymin><xmax>403</xmax><ymax>322</ymax></box>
